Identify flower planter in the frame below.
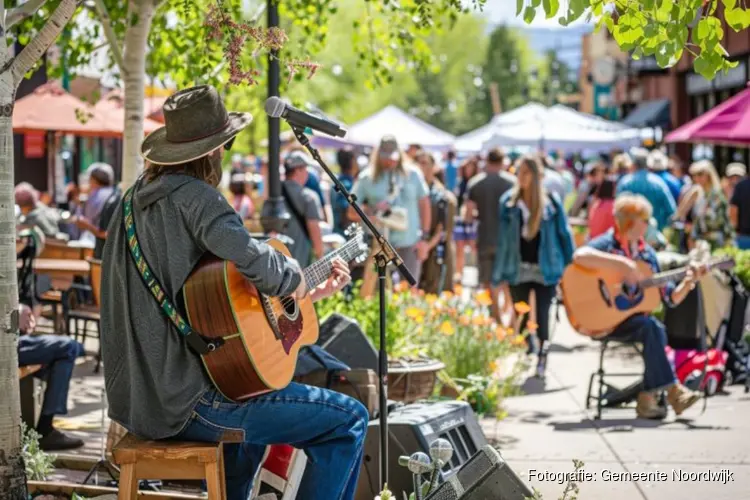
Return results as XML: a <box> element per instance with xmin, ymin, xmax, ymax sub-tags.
<box><xmin>388</xmin><ymin>357</ymin><xmax>445</xmax><ymax>403</ymax></box>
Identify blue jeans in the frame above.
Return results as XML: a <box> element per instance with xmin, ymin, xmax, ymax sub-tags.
<box><xmin>737</xmin><ymin>234</ymin><xmax>750</xmax><ymax>250</ymax></box>
<box><xmin>608</xmin><ymin>314</ymin><xmax>677</xmax><ymax>392</ymax></box>
<box><xmin>175</xmin><ymin>383</ymin><xmax>368</xmax><ymax>500</ymax></box>
<box><xmin>18</xmin><ymin>334</ymin><xmax>84</xmax><ymax>416</ymax></box>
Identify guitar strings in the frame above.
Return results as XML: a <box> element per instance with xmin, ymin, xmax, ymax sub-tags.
<box><xmin>277</xmin><ymin>235</ymin><xmax>362</xmax><ymax>309</ymax></box>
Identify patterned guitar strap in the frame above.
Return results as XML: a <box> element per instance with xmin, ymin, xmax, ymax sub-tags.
<box><xmin>122</xmin><ymin>177</ymin><xmax>223</xmax><ymax>355</ymax></box>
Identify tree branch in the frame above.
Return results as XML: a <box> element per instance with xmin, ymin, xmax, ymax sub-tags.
<box><xmin>10</xmin><ymin>0</ymin><xmax>79</xmax><ymax>87</ymax></box>
<box><xmin>91</xmin><ymin>0</ymin><xmax>125</xmax><ymax>74</ymax></box>
<box><xmin>5</xmin><ymin>0</ymin><xmax>47</xmax><ymax>30</ymax></box>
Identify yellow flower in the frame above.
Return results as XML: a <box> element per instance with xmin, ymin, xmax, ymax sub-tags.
<box><xmin>439</xmin><ymin>321</ymin><xmax>455</xmax><ymax>336</ymax></box>
<box><xmin>405</xmin><ymin>307</ymin><xmax>422</xmax><ymax>319</ymax></box>
<box><xmin>425</xmin><ymin>294</ymin><xmax>438</xmax><ymax>304</ymax></box>
<box><xmin>514</xmin><ymin>301</ymin><xmax>531</xmax><ymax>314</ymax></box>
<box><xmin>414</xmin><ymin>314</ymin><xmax>424</xmax><ymax>324</ymax></box>
<box><xmin>476</xmin><ymin>289</ymin><xmax>493</xmax><ymax>306</ymax></box>
<box><xmin>512</xmin><ymin>335</ymin><xmax>527</xmax><ymax>347</ymax></box>
<box><xmin>488</xmin><ymin>360</ymin><xmax>498</xmax><ymax>373</ymax></box>
<box><xmin>440</xmin><ymin>290</ymin><xmax>454</xmax><ymax>300</ymax></box>
<box><xmin>526</xmin><ymin>320</ymin><xmax>539</xmax><ymax>332</ymax></box>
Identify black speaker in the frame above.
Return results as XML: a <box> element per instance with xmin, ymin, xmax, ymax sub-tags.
<box><xmin>318</xmin><ymin>313</ymin><xmax>379</xmax><ymax>372</ymax></box>
<box><xmin>664</xmin><ymin>285</ymin><xmax>704</xmax><ymax>350</ymax></box>
<box><xmin>425</xmin><ymin>445</ymin><xmax>533</xmax><ymax>500</ymax></box>
<box><xmin>355</xmin><ymin>401</ymin><xmax>487</xmax><ymax>500</ymax></box>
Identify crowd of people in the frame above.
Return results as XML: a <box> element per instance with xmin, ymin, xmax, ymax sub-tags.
<box><xmin>13</xmin><ymin>126</ymin><xmax>750</xmax><ymax>451</ymax></box>
<box><xmin>224</xmin><ymin>137</ymin><xmax>748</xmax><ymax>419</ymax></box>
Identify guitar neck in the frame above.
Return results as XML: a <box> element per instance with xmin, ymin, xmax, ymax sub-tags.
<box><xmin>639</xmin><ymin>258</ymin><xmax>731</xmax><ymax>289</ymax></box>
<box><xmin>640</xmin><ymin>268</ymin><xmax>689</xmax><ymax>289</ymax></box>
<box><xmin>302</xmin><ymin>238</ymin><xmax>361</xmax><ymax>292</ymax></box>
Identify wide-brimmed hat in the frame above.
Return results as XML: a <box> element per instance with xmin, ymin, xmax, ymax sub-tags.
<box><xmin>141</xmin><ymin>85</ymin><xmax>252</xmax><ymax>165</ymax></box>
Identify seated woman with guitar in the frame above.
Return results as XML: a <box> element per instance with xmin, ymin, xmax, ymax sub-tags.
<box><xmin>570</xmin><ymin>194</ymin><xmax>706</xmax><ymax>419</ymax></box>
<box><xmin>100</xmin><ymin>86</ymin><xmax>367</xmax><ymax>500</ymax></box>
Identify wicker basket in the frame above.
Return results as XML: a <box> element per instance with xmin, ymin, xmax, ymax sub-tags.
<box><xmin>388</xmin><ymin>357</ymin><xmax>445</xmax><ymax>403</ymax></box>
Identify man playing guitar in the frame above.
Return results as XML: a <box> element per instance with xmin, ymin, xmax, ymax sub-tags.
<box><xmin>100</xmin><ymin>86</ymin><xmax>367</xmax><ymax>500</ymax></box>
<box><xmin>572</xmin><ymin>194</ymin><xmax>706</xmax><ymax>419</ymax></box>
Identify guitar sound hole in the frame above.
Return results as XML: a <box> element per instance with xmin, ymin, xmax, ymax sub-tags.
<box><xmin>282</xmin><ymin>297</ymin><xmax>298</xmax><ymax>319</ymax></box>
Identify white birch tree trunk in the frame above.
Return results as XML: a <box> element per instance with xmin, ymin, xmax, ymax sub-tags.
<box><xmin>0</xmin><ymin>0</ymin><xmax>78</xmax><ymax>497</ymax></box>
<box><xmin>121</xmin><ymin>0</ymin><xmax>156</xmax><ymax>188</ymax></box>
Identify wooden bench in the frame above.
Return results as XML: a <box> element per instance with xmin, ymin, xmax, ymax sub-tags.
<box><xmin>113</xmin><ymin>433</ymin><xmax>226</xmax><ymax>500</ymax></box>
<box><xmin>19</xmin><ymin>364</ymin><xmax>43</xmax><ymax>428</ymax></box>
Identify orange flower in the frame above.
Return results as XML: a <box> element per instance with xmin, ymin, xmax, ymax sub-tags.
<box><xmin>514</xmin><ymin>301</ymin><xmax>531</xmax><ymax>314</ymax></box>
<box><xmin>439</xmin><ymin>321</ymin><xmax>455</xmax><ymax>336</ymax></box>
<box><xmin>472</xmin><ymin>315</ymin><xmax>486</xmax><ymax>326</ymax></box>
<box><xmin>440</xmin><ymin>290</ymin><xmax>454</xmax><ymax>300</ymax></box>
<box><xmin>460</xmin><ymin>315</ymin><xmax>471</xmax><ymax>326</ymax></box>
<box><xmin>488</xmin><ymin>360</ymin><xmax>498</xmax><ymax>373</ymax></box>
<box><xmin>485</xmin><ymin>333</ymin><xmax>493</xmax><ymax>341</ymax></box>
<box><xmin>476</xmin><ymin>289</ymin><xmax>493</xmax><ymax>306</ymax></box>
<box><xmin>417</xmin><ymin>289</ymin><xmax>425</xmax><ymax>297</ymax></box>
<box><xmin>453</xmin><ymin>284</ymin><xmax>463</xmax><ymax>296</ymax></box>
<box><xmin>394</xmin><ymin>281</ymin><xmax>409</xmax><ymax>293</ymax></box>
<box><xmin>526</xmin><ymin>320</ymin><xmax>539</xmax><ymax>332</ymax></box>
<box><xmin>495</xmin><ymin>326</ymin><xmax>507</xmax><ymax>341</ymax></box>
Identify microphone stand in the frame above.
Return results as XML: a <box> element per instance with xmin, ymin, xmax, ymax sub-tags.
<box><xmin>290</xmin><ymin>125</ymin><xmax>416</xmax><ymax>492</ymax></box>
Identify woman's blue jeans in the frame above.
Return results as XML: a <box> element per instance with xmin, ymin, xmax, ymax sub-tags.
<box><xmin>175</xmin><ymin>383</ymin><xmax>369</xmax><ymax>500</ymax></box>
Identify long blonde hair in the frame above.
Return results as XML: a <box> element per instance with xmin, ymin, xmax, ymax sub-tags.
<box><xmin>688</xmin><ymin>159</ymin><xmax>722</xmax><ymax>193</ymax></box>
<box><xmin>370</xmin><ymin>140</ymin><xmax>405</xmax><ymax>181</ymax></box>
<box><xmin>510</xmin><ymin>156</ymin><xmax>546</xmax><ymax>239</ymax></box>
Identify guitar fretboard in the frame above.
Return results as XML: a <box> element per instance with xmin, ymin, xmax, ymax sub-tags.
<box><xmin>639</xmin><ymin>258</ymin><xmax>733</xmax><ymax>289</ymax></box>
<box><xmin>303</xmin><ymin>236</ymin><xmax>362</xmax><ymax>292</ymax></box>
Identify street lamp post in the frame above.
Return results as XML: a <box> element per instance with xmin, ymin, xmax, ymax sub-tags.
<box><xmin>261</xmin><ymin>0</ymin><xmax>290</xmax><ymax>235</ymax></box>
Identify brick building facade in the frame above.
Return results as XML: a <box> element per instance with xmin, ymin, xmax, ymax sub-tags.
<box><xmin>620</xmin><ymin>11</ymin><xmax>750</xmax><ymax>172</ymax></box>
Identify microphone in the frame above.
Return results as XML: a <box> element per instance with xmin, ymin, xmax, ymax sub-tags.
<box><xmin>400</xmin><ymin>452</ymin><xmax>431</xmax><ymax>500</ymax></box>
<box><xmin>426</xmin><ymin>439</ymin><xmax>453</xmax><ymax>494</ymax></box>
<box><xmin>265</xmin><ymin>97</ymin><xmax>347</xmax><ymax>138</ymax></box>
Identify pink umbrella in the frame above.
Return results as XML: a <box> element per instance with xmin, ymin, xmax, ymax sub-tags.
<box><xmin>665</xmin><ymin>83</ymin><xmax>750</xmax><ymax>146</ymax></box>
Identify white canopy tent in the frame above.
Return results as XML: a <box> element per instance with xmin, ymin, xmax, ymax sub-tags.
<box><xmin>310</xmin><ymin>105</ymin><xmax>456</xmax><ymax>151</ymax></box>
<box><xmin>454</xmin><ymin>103</ymin><xmax>642</xmax><ymax>154</ymax></box>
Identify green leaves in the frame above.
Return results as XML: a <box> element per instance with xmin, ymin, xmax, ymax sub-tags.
<box><xmin>725</xmin><ymin>7</ymin><xmax>750</xmax><ymax>31</ymax></box>
<box><xmin>532</xmin><ymin>0</ymin><xmax>748</xmax><ymax>81</ymax></box>
<box><xmin>523</xmin><ymin>6</ymin><xmax>536</xmax><ymax>23</ymax></box>
<box><xmin>542</xmin><ymin>0</ymin><xmax>559</xmax><ymax>19</ymax></box>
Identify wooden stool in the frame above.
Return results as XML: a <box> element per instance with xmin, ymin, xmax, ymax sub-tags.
<box><xmin>112</xmin><ymin>433</ymin><xmax>226</xmax><ymax>500</ymax></box>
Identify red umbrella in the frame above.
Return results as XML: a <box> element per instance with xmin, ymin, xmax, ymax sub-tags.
<box><xmin>94</xmin><ymin>92</ymin><xmax>164</xmax><ymax>135</ymax></box>
<box><xmin>665</xmin><ymin>83</ymin><xmax>750</xmax><ymax>146</ymax></box>
<box><xmin>13</xmin><ymin>82</ymin><xmax>121</xmax><ymax>137</ymax></box>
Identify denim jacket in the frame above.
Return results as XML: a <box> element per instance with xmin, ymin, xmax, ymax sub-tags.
<box><xmin>491</xmin><ymin>191</ymin><xmax>575</xmax><ymax>287</ymax></box>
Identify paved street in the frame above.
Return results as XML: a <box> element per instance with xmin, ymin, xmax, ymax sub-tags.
<box><xmin>43</xmin><ymin>299</ymin><xmax>750</xmax><ymax>499</ymax></box>
<box><xmin>487</xmin><ymin>310</ymin><xmax>750</xmax><ymax>500</ymax></box>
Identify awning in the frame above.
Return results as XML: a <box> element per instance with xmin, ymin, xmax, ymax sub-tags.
<box><xmin>623</xmin><ymin>99</ymin><xmax>671</xmax><ymax>129</ymax></box>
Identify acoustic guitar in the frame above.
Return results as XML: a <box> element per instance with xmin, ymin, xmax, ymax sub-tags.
<box><xmin>560</xmin><ymin>256</ymin><xmax>735</xmax><ymax>337</ymax></box>
<box><xmin>183</xmin><ymin>225</ymin><xmax>368</xmax><ymax>401</ymax></box>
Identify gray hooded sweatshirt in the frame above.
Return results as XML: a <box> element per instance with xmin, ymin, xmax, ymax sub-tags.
<box><xmin>100</xmin><ymin>174</ymin><xmax>301</xmax><ymax>439</ymax></box>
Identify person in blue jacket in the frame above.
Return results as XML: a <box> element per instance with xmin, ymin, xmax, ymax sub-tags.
<box><xmin>492</xmin><ymin>156</ymin><xmax>575</xmax><ymax>379</ymax></box>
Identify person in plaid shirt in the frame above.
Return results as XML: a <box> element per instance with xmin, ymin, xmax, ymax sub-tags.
<box><xmin>572</xmin><ymin>194</ymin><xmax>706</xmax><ymax>419</ymax></box>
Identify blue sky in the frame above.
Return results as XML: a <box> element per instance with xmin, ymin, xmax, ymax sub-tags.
<box><xmin>478</xmin><ymin>0</ymin><xmax>590</xmax><ymax>29</ymax></box>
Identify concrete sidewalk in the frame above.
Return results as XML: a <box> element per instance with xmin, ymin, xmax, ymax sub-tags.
<box><xmin>484</xmin><ymin>311</ymin><xmax>750</xmax><ymax>500</ymax></box>
<box><xmin>48</xmin><ymin>307</ymin><xmax>750</xmax><ymax>499</ymax></box>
